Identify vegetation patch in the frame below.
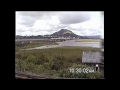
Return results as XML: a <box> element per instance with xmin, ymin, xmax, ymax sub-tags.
<box><xmin>15</xmin><ymin>46</ymin><xmax>103</xmax><ymax>78</ymax></box>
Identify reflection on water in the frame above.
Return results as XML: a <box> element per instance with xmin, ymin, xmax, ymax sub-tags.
<box><xmin>57</xmin><ymin>40</ymin><xmax>101</xmax><ymax>48</ymax></box>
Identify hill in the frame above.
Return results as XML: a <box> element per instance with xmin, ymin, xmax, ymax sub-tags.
<box><xmin>51</xmin><ymin>29</ymin><xmax>80</xmax><ymax>38</ymax></box>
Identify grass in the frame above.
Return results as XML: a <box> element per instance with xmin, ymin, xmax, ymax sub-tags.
<box><xmin>15</xmin><ymin>39</ymin><xmax>42</xmax><ymax>41</ymax></box>
<box><xmin>16</xmin><ymin>46</ymin><xmax>101</xmax><ymax>59</ymax></box>
<box><xmin>15</xmin><ymin>41</ymin><xmax>58</xmax><ymax>49</ymax></box>
<box><xmin>21</xmin><ymin>42</ymin><xmax>58</xmax><ymax>49</ymax></box>
<box><xmin>15</xmin><ymin>46</ymin><xmax>103</xmax><ymax>78</ymax></box>
<box><xmin>75</xmin><ymin>39</ymin><xmax>101</xmax><ymax>42</ymax></box>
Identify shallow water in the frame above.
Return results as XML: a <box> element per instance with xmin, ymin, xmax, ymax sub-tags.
<box><xmin>22</xmin><ymin>40</ymin><xmax>101</xmax><ymax>50</ymax></box>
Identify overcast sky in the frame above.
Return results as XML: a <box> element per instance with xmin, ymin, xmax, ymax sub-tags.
<box><xmin>16</xmin><ymin>11</ymin><xmax>104</xmax><ymax>38</ymax></box>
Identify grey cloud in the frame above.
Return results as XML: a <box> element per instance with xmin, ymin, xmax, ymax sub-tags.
<box><xmin>17</xmin><ymin>28</ymin><xmax>31</xmax><ymax>32</ymax></box>
<box><xmin>16</xmin><ymin>11</ymin><xmax>58</xmax><ymax>27</ymax></box>
<box><xmin>16</xmin><ymin>11</ymin><xmax>58</xmax><ymax>18</ymax></box>
<box><xmin>58</xmin><ymin>12</ymin><xmax>91</xmax><ymax>24</ymax></box>
<box><xmin>19</xmin><ymin>16</ymin><xmax>36</xmax><ymax>27</ymax></box>
<box><xmin>56</xmin><ymin>24</ymin><xmax>68</xmax><ymax>29</ymax></box>
<box><xmin>71</xmin><ymin>28</ymin><xmax>101</xmax><ymax>36</ymax></box>
<box><xmin>16</xmin><ymin>11</ymin><xmax>46</xmax><ymax>17</ymax></box>
<box><xmin>16</xmin><ymin>11</ymin><xmax>92</xmax><ymax>27</ymax></box>
<box><xmin>16</xmin><ymin>13</ymin><xmax>36</xmax><ymax>27</ymax></box>
<box><xmin>17</xmin><ymin>29</ymin><xmax>25</xmax><ymax>32</ymax></box>
<box><xmin>16</xmin><ymin>11</ymin><xmax>102</xmax><ymax>36</ymax></box>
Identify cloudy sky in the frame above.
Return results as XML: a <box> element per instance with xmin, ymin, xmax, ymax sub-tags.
<box><xmin>16</xmin><ymin>11</ymin><xmax>104</xmax><ymax>38</ymax></box>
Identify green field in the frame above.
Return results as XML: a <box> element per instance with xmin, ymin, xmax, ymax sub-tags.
<box><xmin>15</xmin><ymin>46</ymin><xmax>103</xmax><ymax>78</ymax></box>
<box><xmin>15</xmin><ymin>41</ymin><xmax>58</xmax><ymax>50</ymax></box>
<box><xmin>21</xmin><ymin>42</ymin><xmax>58</xmax><ymax>49</ymax></box>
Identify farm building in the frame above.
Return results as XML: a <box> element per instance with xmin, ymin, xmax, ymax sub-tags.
<box><xmin>82</xmin><ymin>51</ymin><xmax>104</xmax><ymax>72</ymax></box>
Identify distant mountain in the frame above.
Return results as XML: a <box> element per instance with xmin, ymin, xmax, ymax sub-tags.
<box><xmin>51</xmin><ymin>29</ymin><xmax>80</xmax><ymax>38</ymax></box>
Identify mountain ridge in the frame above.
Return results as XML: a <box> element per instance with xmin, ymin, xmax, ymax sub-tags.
<box><xmin>51</xmin><ymin>29</ymin><xmax>80</xmax><ymax>38</ymax></box>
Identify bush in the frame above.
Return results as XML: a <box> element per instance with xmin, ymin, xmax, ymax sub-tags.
<box><xmin>15</xmin><ymin>47</ymin><xmax>102</xmax><ymax>78</ymax></box>
<box><xmin>42</xmin><ymin>62</ymin><xmax>51</xmax><ymax>70</ymax></box>
<box><xmin>15</xmin><ymin>53</ymin><xmax>22</xmax><ymax>59</ymax></box>
<box><xmin>35</xmin><ymin>54</ymin><xmax>48</xmax><ymax>65</ymax></box>
<box><xmin>15</xmin><ymin>59</ymin><xmax>35</xmax><ymax>72</ymax></box>
<box><xmin>26</xmin><ymin>54</ymin><xmax>36</xmax><ymax>64</ymax></box>
<box><xmin>59</xmin><ymin>68</ymin><xmax>71</xmax><ymax>77</ymax></box>
<box><xmin>24</xmin><ymin>62</ymin><xmax>36</xmax><ymax>72</ymax></box>
<box><xmin>51</xmin><ymin>55</ymin><xmax>65</xmax><ymax>71</ymax></box>
<box><xmin>86</xmin><ymin>71</ymin><xmax>104</xmax><ymax>79</ymax></box>
<box><xmin>58</xmin><ymin>64</ymin><xmax>103</xmax><ymax>79</ymax></box>
<box><xmin>34</xmin><ymin>65</ymin><xmax>44</xmax><ymax>74</ymax></box>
